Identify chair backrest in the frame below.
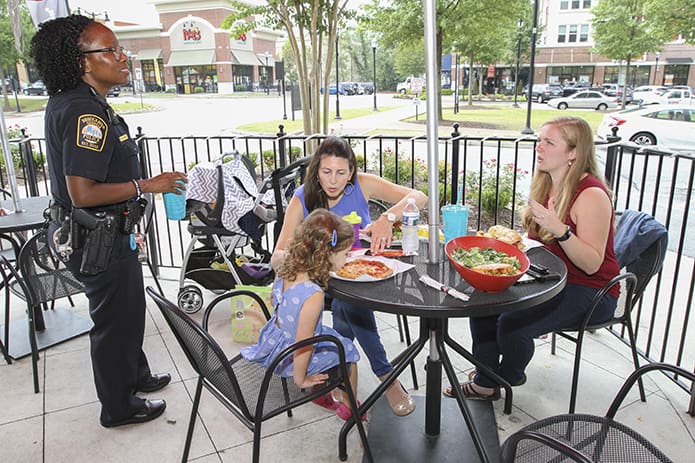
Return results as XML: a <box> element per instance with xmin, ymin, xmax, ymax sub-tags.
<box><xmin>613</xmin><ymin>211</ymin><xmax>666</xmax><ymax>317</ymax></box>
<box><xmin>267</xmin><ymin>156</ymin><xmax>310</xmax><ymax>242</ymax></box>
<box><xmin>624</xmin><ymin>237</ymin><xmax>662</xmax><ymax>305</ymax></box>
<box><xmin>368</xmin><ymin>199</ymin><xmax>388</xmax><ymax>222</ymax></box>
<box><xmin>16</xmin><ymin>229</ymin><xmax>84</xmax><ymax>307</ymax></box>
<box><xmin>145</xmin><ymin>287</ymin><xmax>253</xmax><ymax>418</ymax></box>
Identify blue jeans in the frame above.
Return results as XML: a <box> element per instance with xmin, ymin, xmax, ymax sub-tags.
<box><xmin>331</xmin><ymin>297</ymin><xmax>393</xmax><ymax>378</ymax></box>
<box><xmin>469</xmin><ymin>283</ymin><xmax>617</xmax><ymax>388</ymax></box>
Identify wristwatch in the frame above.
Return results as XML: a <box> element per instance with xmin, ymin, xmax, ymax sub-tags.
<box><xmin>556</xmin><ymin>225</ymin><xmax>572</xmax><ymax>242</ymax></box>
<box><xmin>382</xmin><ymin>212</ymin><xmax>397</xmax><ymax>223</ymax></box>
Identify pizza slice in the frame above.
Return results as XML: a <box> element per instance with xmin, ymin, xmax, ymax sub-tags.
<box><xmin>336</xmin><ymin>259</ymin><xmax>394</xmax><ymax>280</ymax></box>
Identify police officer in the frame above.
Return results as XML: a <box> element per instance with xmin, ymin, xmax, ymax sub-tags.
<box><xmin>30</xmin><ymin>16</ymin><xmax>187</xmax><ymax>428</ymax></box>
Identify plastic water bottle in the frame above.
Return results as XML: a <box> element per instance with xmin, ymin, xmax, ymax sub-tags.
<box><xmin>401</xmin><ymin>198</ymin><xmax>419</xmax><ymax>254</ymax></box>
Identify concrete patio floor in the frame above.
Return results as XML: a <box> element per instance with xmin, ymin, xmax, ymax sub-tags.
<box><xmin>1</xmin><ymin>270</ymin><xmax>693</xmax><ymax>463</ymax></box>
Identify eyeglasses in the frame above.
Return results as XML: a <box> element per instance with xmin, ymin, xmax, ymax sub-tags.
<box><xmin>82</xmin><ymin>46</ymin><xmax>126</xmax><ymax>60</ymax></box>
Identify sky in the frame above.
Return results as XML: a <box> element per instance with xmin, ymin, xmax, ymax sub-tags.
<box><xmin>67</xmin><ymin>0</ymin><xmax>160</xmax><ymax>26</ymax></box>
<box><xmin>66</xmin><ymin>0</ymin><xmax>369</xmax><ymax>27</ymax></box>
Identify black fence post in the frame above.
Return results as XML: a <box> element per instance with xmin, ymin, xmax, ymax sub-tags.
<box><xmin>277</xmin><ymin>124</ymin><xmax>287</xmax><ymax>168</ymax></box>
<box><xmin>20</xmin><ymin>128</ymin><xmax>39</xmax><ymax>197</ymax></box>
<box><xmin>450</xmin><ymin>123</ymin><xmax>460</xmax><ymax>205</ymax></box>
<box><xmin>136</xmin><ymin>126</ymin><xmax>161</xmax><ymax>277</ymax></box>
<box><xmin>604</xmin><ymin>126</ymin><xmax>621</xmax><ymax>191</ymax></box>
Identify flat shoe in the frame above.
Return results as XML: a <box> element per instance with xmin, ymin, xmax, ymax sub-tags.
<box><xmin>386</xmin><ymin>381</ymin><xmax>416</xmax><ymax>417</ymax></box>
<box><xmin>100</xmin><ymin>399</ymin><xmax>166</xmax><ymax>428</ymax></box>
<box><xmin>443</xmin><ymin>381</ymin><xmax>500</xmax><ymax>401</ymax></box>
<box><xmin>335</xmin><ymin>401</ymin><xmax>367</xmax><ymax>422</ymax></box>
<box><xmin>312</xmin><ymin>392</ymin><xmax>340</xmax><ymax>411</ymax></box>
<box><xmin>137</xmin><ymin>373</ymin><xmax>171</xmax><ymax>393</ymax></box>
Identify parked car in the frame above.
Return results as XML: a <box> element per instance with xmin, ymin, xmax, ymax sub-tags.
<box><xmin>601</xmin><ymin>83</ymin><xmax>633</xmax><ymax>102</ymax></box>
<box><xmin>106</xmin><ymin>86</ymin><xmax>121</xmax><ymax>97</ymax></box>
<box><xmin>320</xmin><ymin>83</ymin><xmax>354</xmax><ymax>95</ymax></box>
<box><xmin>632</xmin><ymin>85</ymin><xmax>668</xmax><ymax>104</ymax></box>
<box><xmin>531</xmin><ymin>83</ymin><xmax>564</xmax><ymax>103</ymax></box>
<box><xmin>639</xmin><ymin>88</ymin><xmax>693</xmax><ymax>105</ymax></box>
<box><xmin>548</xmin><ymin>90</ymin><xmax>619</xmax><ymax>110</ymax></box>
<box><xmin>359</xmin><ymin>82</ymin><xmax>375</xmax><ymax>95</ymax></box>
<box><xmin>597</xmin><ymin>104</ymin><xmax>694</xmax><ymax>151</ymax></box>
<box><xmin>22</xmin><ymin>80</ymin><xmax>47</xmax><ymax>96</ymax></box>
<box><xmin>561</xmin><ymin>81</ymin><xmax>591</xmax><ymax>96</ymax></box>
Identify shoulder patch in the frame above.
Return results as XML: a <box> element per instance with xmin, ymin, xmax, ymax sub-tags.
<box><xmin>76</xmin><ymin>114</ymin><xmax>108</xmax><ymax>152</ymax></box>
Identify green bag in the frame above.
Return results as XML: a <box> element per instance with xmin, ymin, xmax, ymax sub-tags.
<box><xmin>231</xmin><ymin>284</ymin><xmax>274</xmax><ymax>344</ymax></box>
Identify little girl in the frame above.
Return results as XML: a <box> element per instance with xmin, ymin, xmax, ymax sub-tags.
<box><xmin>241</xmin><ymin>209</ymin><xmax>361</xmax><ymax>420</ymax></box>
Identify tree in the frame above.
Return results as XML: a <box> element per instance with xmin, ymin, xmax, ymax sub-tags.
<box><xmin>1</xmin><ymin>0</ymin><xmax>34</xmax><ymax>110</ymax></box>
<box><xmin>223</xmin><ymin>1</ymin><xmax>352</xmax><ymax>136</ymax></box>
<box><xmin>592</xmin><ymin>0</ymin><xmax>671</xmax><ymax>108</ymax></box>
<box><xmin>361</xmin><ymin>0</ymin><xmax>527</xmax><ymax>118</ymax></box>
<box><xmin>647</xmin><ymin>0</ymin><xmax>695</xmax><ymax>45</ymax></box>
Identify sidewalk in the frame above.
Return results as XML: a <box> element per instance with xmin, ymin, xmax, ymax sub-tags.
<box><xmin>1</xmin><ymin>271</ymin><xmax>692</xmax><ymax>462</ymax></box>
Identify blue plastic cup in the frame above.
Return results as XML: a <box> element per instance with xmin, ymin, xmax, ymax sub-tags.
<box><xmin>163</xmin><ymin>181</ymin><xmax>186</xmax><ymax>220</ymax></box>
<box><xmin>441</xmin><ymin>204</ymin><xmax>469</xmax><ymax>243</ymax></box>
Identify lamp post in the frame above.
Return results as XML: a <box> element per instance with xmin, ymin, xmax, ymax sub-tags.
<box><xmin>263</xmin><ymin>52</ymin><xmax>270</xmax><ymax>95</ymax></box>
<box><xmin>513</xmin><ymin>19</ymin><xmax>523</xmax><ymax>108</ymax></box>
<box><xmin>371</xmin><ymin>38</ymin><xmax>378</xmax><ymax>111</ymax></box>
<box><xmin>521</xmin><ymin>0</ymin><xmax>539</xmax><ymax>135</ymax></box>
<box><xmin>654</xmin><ymin>52</ymin><xmax>661</xmax><ymax>85</ymax></box>
<box><xmin>125</xmin><ymin>50</ymin><xmax>136</xmax><ymax>96</ymax></box>
<box><xmin>452</xmin><ymin>46</ymin><xmax>459</xmax><ymax>114</ymax></box>
<box><xmin>335</xmin><ymin>35</ymin><xmax>341</xmax><ymax>119</ymax></box>
<box><xmin>282</xmin><ymin>58</ymin><xmax>287</xmax><ymax>120</ymax></box>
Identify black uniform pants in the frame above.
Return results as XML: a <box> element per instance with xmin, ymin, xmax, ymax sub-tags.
<box><xmin>50</xmin><ymin>224</ymin><xmax>152</xmax><ymax>422</ymax></box>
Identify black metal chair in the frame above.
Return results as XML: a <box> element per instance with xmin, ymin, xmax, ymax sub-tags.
<box><xmin>145</xmin><ymin>287</ymin><xmax>373</xmax><ymax>463</ymax></box>
<box><xmin>0</xmin><ymin>233</ymin><xmax>21</xmax><ymax>364</ymax></box>
<box><xmin>500</xmin><ymin>362</ymin><xmax>693</xmax><ymax>462</ymax></box>
<box><xmin>552</xmin><ymin>215</ymin><xmax>666</xmax><ymax>413</ymax></box>
<box><xmin>3</xmin><ymin>229</ymin><xmax>85</xmax><ymax>392</ymax></box>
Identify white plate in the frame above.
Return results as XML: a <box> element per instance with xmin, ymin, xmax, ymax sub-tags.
<box><xmin>330</xmin><ymin>259</ymin><xmax>397</xmax><ymax>282</ymax></box>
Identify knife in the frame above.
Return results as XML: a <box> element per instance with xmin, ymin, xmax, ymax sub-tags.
<box><xmin>419</xmin><ymin>275</ymin><xmax>470</xmax><ymax>301</ymax></box>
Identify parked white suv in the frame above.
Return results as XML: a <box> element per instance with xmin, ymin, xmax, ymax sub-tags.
<box><xmin>640</xmin><ymin>88</ymin><xmax>693</xmax><ymax>105</ymax></box>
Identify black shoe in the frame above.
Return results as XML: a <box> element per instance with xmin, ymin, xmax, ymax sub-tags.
<box><xmin>100</xmin><ymin>399</ymin><xmax>166</xmax><ymax>428</ymax></box>
<box><xmin>137</xmin><ymin>373</ymin><xmax>172</xmax><ymax>393</ymax></box>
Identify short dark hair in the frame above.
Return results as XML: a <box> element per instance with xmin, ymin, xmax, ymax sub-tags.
<box><xmin>304</xmin><ymin>136</ymin><xmax>358</xmax><ymax>211</ymax></box>
<box><xmin>29</xmin><ymin>15</ymin><xmax>94</xmax><ymax>96</ymax></box>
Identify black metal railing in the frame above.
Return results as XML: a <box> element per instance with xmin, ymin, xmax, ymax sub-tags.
<box><xmin>5</xmin><ymin>126</ymin><xmax>694</xmax><ymax>398</ymax></box>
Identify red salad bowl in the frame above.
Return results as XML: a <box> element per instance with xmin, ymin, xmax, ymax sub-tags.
<box><xmin>445</xmin><ymin>236</ymin><xmax>529</xmax><ymax>293</ymax></box>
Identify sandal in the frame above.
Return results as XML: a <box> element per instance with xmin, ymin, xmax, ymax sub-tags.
<box><xmin>443</xmin><ymin>380</ymin><xmax>501</xmax><ymax>401</ymax></box>
<box><xmin>466</xmin><ymin>370</ymin><xmax>527</xmax><ymax>386</ymax></box>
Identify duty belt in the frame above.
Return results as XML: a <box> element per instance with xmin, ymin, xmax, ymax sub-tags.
<box><xmin>48</xmin><ymin>202</ymin><xmax>71</xmax><ymax>223</ymax></box>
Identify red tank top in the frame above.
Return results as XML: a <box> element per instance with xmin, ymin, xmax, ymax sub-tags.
<box><xmin>539</xmin><ymin>175</ymin><xmax>620</xmax><ymax>298</ymax></box>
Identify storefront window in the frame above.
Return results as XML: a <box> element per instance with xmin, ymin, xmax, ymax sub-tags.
<box><xmin>663</xmin><ymin>64</ymin><xmax>690</xmax><ymax>86</ymax></box>
<box><xmin>172</xmin><ymin>65</ymin><xmax>217</xmax><ymax>94</ymax></box>
<box><xmin>233</xmin><ymin>65</ymin><xmax>253</xmax><ymax>92</ymax></box>
<box><xmin>141</xmin><ymin>59</ymin><xmax>164</xmax><ymax>92</ymax></box>
<box><xmin>546</xmin><ymin>65</ymin><xmax>594</xmax><ymax>85</ymax></box>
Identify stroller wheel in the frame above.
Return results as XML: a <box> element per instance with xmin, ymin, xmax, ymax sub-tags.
<box><xmin>178</xmin><ymin>286</ymin><xmax>204</xmax><ymax>314</ymax></box>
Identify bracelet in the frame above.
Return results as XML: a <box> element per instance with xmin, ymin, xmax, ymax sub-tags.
<box><xmin>556</xmin><ymin>225</ymin><xmax>572</xmax><ymax>242</ymax></box>
<box><xmin>132</xmin><ymin>179</ymin><xmax>142</xmax><ymax>199</ymax></box>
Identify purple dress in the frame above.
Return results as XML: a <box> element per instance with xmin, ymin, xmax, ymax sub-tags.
<box><xmin>240</xmin><ymin>277</ymin><xmax>360</xmax><ymax>377</ymax></box>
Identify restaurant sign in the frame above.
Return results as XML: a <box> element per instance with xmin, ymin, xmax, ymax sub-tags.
<box><xmin>182</xmin><ymin>20</ymin><xmax>202</xmax><ymax>43</ymax></box>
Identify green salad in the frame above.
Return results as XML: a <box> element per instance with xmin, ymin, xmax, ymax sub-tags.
<box><xmin>451</xmin><ymin>246</ymin><xmax>521</xmax><ymax>270</ymax></box>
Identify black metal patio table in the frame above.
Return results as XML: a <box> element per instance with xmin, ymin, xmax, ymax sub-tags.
<box><xmin>328</xmin><ymin>242</ymin><xmax>567</xmax><ymax>462</ymax></box>
<box><xmin>0</xmin><ymin>196</ymin><xmax>92</xmax><ymax>359</ymax></box>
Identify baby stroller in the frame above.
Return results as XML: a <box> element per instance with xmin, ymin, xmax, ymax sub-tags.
<box><xmin>177</xmin><ymin>152</ymin><xmax>309</xmax><ymax>313</ymax></box>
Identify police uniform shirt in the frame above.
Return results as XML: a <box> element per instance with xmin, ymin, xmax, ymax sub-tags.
<box><xmin>45</xmin><ymin>81</ymin><xmax>141</xmax><ymax>209</ymax></box>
